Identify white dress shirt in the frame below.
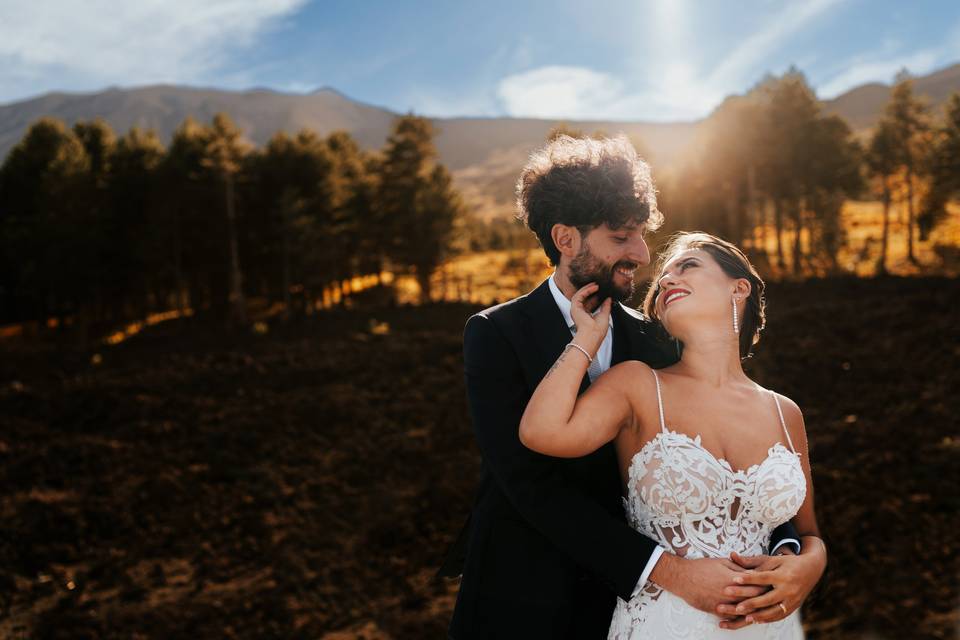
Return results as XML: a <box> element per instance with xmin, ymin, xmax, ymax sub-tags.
<box><xmin>547</xmin><ymin>273</ymin><xmax>613</xmax><ymax>381</ymax></box>
<box><xmin>547</xmin><ymin>273</ymin><xmax>798</xmax><ymax>599</ymax></box>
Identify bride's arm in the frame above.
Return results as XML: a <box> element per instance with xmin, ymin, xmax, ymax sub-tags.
<box><xmin>519</xmin><ymin>283</ymin><xmax>643</xmax><ymax>458</ymax></box>
<box><xmin>520</xmin><ymin>352</ymin><xmax>644</xmax><ymax>457</ymax></box>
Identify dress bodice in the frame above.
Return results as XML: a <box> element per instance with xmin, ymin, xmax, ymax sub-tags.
<box><xmin>608</xmin><ymin>369</ymin><xmax>807</xmax><ymax>639</ymax></box>
<box><xmin>624</xmin><ymin>429</ymin><xmax>806</xmax><ymax>562</ymax></box>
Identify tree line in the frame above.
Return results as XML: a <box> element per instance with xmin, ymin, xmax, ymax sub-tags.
<box><xmin>0</xmin><ymin>113</ymin><xmax>464</xmax><ymax>331</ymax></box>
<box><xmin>2</xmin><ymin>68</ymin><xmax>959</xmax><ymax>334</ymax></box>
<box><xmin>658</xmin><ymin>68</ymin><xmax>960</xmax><ymax>276</ymax></box>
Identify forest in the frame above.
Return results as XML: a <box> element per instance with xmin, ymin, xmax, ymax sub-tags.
<box><xmin>1</xmin><ymin>70</ymin><xmax>959</xmax><ymax>339</ymax></box>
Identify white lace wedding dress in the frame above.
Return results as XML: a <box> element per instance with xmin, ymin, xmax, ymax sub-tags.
<box><xmin>608</xmin><ymin>369</ymin><xmax>807</xmax><ymax>639</ymax></box>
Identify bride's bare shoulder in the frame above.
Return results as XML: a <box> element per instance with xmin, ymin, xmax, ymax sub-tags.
<box><xmin>603</xmin><ymin>361</ymin><xmax>664</xmax><ymax>437</ymax></box>
<box><xmin>606</xmin><ymin>359</ymin><xmax>655</xmax><ymax>379</ymax></box>
<box><xmin>767</xmin><ymin>390</ymin><xmax>809</xmax><ymax>451</ymax></box>
<box><xmin>769</xmin><ymin>390</ymin><xmax>804</xmax><ymax>422</ymax></box>
<box><xmin>603</xmin><ymin>360</ymin><xmax>659</xmax><ymax>399</ymax></box>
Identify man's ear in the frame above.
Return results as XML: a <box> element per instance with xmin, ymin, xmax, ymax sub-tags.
<box><xmin>551</xmin><ymin>223</ymin><xmax>581</xmax><ymax>261</ymax></box>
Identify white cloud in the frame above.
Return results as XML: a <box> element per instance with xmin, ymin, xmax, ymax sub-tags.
<box><xmin>495</xmin><ymin>65</ymin><xmax>718</xmax><ymax>122</ymax></box>
<box><xmin>0</xmin><ymin>0</ymin><xmax>306</xmax><ymax>102</ymax></box>
<box><xmin>816</xmin><ymin>50</ymin><xmax>941</xmax><ymax>98</ymax></box>
<box><xmin>410</xmin><ymin>40</ymin><xmax>539</xmax><ymax>118</ymax></box>
<box><xmin>494</xmin><ymin>0</ymin><xmax>849</xmax><ymax>122</ymax></box>
<box><xmin>497</xmin><ymin>66</ymin><xmax>625</xmax><ymax>120</ymax></box>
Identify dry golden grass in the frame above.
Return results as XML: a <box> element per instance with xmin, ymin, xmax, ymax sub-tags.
<box><xmin>748</xmin><ymin>200</ymin><xmax>960</xmax><ymax>278</ymax></box>
<box><xmin>352</xmin><ymin>199</ymin><xmax>960</xmax><ymax>306</ymax></box>
<box><xmin>393</xmin><ymin>249</ymin><xmax>554</xmax><ymax>305</ymax></box>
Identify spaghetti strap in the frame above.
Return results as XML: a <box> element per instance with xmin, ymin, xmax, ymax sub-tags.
<box><xmin>651</xmin><ymin>369</ymin><xmax>667</xmax><ymax>433</ymax></box>
<box><xmin>771</xmin><ymin>392</ymin><xmax>797</xmax><ymax>453</ymax></box>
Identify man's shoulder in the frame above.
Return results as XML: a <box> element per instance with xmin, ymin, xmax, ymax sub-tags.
<box><xmin>617</xmin><ymin>303</ymin><xmax>649</xmax><ymax>323</ymax></box>
<box><xmin>616</xmin><ymin>302</ymin><xmax>658</xmax><ymax>329</ymax></box>
<box><xmin>470</xmin><ymin>287</ymin><xmax>539</xmax><ymax>325</ymax></box>
<box><xmin>462</xmin><ymin>291</ymin><xmax>536</xmax><ymax>359</ymax></box>
<box><xmin>615</xmin><ymin>303</ymin><xmax>679</xmax><ymax>367</ymax></box>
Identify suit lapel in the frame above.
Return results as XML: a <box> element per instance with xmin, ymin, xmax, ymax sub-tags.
<box><xmin>610</xmin><ymin>302</ymin><xmax>632</xmax><ymax>366</ymax></box>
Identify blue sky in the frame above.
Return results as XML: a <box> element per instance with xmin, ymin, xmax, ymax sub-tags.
<box><xmin>1</xmin><ymin>0</ymin><xmax>959</xmax><ymax>121</ymax></box>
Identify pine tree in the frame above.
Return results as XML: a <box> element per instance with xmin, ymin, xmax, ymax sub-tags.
<box><xmin>804</xmin><ymin>115</ymin><xmax>863</xmax><ymax>273</ymax></box>
<box><xmin>201</xmin><ymin>113</ymin><xmax>251</xmax><ymax>327</ymax></box>
<box><xmin>919</xmin><ymin>92</ymin><xmax>960</xmax><ymax>240</ymax></box>
<box><xmin>867</xmin><ymin>120</ymin><xmax>899</xmax><ymax>274</ymax></box>
<box><xmin>756</xmin><ymin>69</ymin><xmax>820</xmax><ymax>272</ymax></box>
<box><xmin>379</xmin><ymin>115</ymin><xmax>463</xmax><ymax>302</ymax></box>
<box><xmin>107</xmin><ymin>127</ymin><xmax>165</xmax><ymax>319</ymax></box>
<box><xmin>885</xmin><ymin>71</ymin><xmax>931</xmax><ymax>263</ymax></box>
<box><xmin>159</xmin><ymin>118</ymin><xmax>208</xmax><ymax>315</ymax></box>
<box><xmin>0</xmin><ymin>118</ymin><xmax>90</xmax><ymax>325</ymax></box>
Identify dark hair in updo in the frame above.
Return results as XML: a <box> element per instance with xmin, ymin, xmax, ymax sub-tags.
<box><xmin>642</xmin><ymin>232</ymin><xmax>767</xmax><ymax>360</ymax></box>
<box><xmin>515</xmin><ymin>134</ymin><xmax>663</xmax><ymax>266</ymax></box>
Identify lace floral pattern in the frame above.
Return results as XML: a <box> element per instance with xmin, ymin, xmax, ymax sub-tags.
<box><xmin>608</xmin><ymin>371</ymin><xmax>808</xmax><ymax>639</ymax></box>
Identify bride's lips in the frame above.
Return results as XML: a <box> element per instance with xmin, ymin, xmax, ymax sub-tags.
<box><xmin>662</xmin><ymin>288</ymin><xmax>691</xmax><ymax>307</ymax></box>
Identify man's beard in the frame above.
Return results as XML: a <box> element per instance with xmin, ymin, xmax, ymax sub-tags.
<box><xmin>568</xmin><ymin>241</ymin><xmax>636</xmax><ymax>305</ymax></box>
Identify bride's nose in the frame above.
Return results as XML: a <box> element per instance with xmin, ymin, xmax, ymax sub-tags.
<box><xmin>658</xmin><ymin>270</ymin><xmax>678</xmax><ymax>289</ymax></box>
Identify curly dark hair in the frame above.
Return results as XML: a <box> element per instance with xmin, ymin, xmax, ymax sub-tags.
<box><xmin>516</xmin><ymin>134</ymin><xmax>663</xmax><ymax>266</ymax></box>
<box><xmin>642</xmin><ymin>232</ymin><xmax>767</xmax><ymax>360</ymax></box>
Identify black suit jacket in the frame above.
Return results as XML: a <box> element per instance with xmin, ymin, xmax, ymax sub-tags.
<box><xmin>443</xmin><ymin>278</ymin><xmax>799</xmax><ymax>639</ymax></box>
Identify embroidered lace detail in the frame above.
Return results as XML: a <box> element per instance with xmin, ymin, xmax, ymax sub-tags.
<box><xmin>608</xmin><ymin>370</ymin><xmax>807</xmax><ymax>639</ymax></box>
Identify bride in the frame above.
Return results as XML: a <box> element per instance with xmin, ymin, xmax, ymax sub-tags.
<box><xmin>519</xmin><ymin>232</ymin><xmax>824</xmax><ymax>638</ymax></box>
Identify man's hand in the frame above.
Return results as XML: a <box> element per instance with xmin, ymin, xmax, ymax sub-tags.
<box><xmin>715</xmin><ymin>544</ymin><xmax>826</xmax><ymax>628</ymax></box>
<box><xmin>649</xmin><ymin>553</ymin><xmax>766</xmax><ymax>615</ymax></box>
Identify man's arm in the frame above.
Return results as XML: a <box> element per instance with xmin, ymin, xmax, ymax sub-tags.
<box><xmin>769</xmin><ymin>521</ymin><xmax>801</xmax><ymax>556</ymax></box>
<box><xmin>464</xmin><ymin>313</ymin><xmax>657</xmax><ymax>600</ymax></box>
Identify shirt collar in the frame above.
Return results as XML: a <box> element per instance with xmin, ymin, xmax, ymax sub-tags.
<box><xmin>548</xmin><ymin>272</ymin><xmax>615</xmax><ymax>331</ymax></box>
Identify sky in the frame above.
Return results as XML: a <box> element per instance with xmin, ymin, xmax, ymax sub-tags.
<box><xmin>1</xmin><ymin>0</ymin><xmax>959</xmax><ymax>122</ymax></box>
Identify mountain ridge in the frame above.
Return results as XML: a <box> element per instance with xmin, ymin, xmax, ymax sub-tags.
<box><xmin>3</xmin><ymin>63</ymin><xmax>958</xmax><ymax>218</ymax></box>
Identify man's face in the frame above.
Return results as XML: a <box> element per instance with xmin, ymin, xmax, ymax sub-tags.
<box><xmin>567</xmin><ymin>222</ymin><xmax>651</xmax><ymax>304</ymax></box>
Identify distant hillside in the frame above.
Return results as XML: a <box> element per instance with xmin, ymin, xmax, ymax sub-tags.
<box><xmin>821</xmin><ymin>63</ymin><xmax>960</xmax><ymax>131</ymax></box>
<box><xmin>0</xmin><ymin>85</ymin><xmax>398</xmax><ymax>158</ymax></box>
<box><xmin>2</xmin><ymin>62</ymin><xmax>958</xmax><ymax>218</ymax></box>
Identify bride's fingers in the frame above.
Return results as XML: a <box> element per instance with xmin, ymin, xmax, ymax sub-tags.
<box><xmin>721</xmin><ymin>585</ymin><xmax>767</xmax><ymax>600</ymax></box>
<box><xmin>731</xmin><ymin>588</ymin><xmax>782</xmax><ymax>615</ymax></box>
<box><xmin>745</xmin><ymin>601</ymin><xmax>794</xmax><ymax>624</ymax></box>
<box><xmin>595</xmin><ymin>297</ymin><xmax>613</xmax><ymax>321</ymax></box>
<box><xmin>571</xmin><ymin>282</ymin><xmax>598</xmax><ymax>306</ymax></box>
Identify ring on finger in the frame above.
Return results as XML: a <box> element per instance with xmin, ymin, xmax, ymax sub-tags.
<box><xmin>778</xmin><ymin>602</ymin><xmax>787</xmax><ymax>616</ymax></box>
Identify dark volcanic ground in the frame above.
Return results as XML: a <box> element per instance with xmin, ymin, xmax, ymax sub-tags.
<box><xmin>1</xmin><ymin>276</ymin><xmax>958</xmax><ymax>639</ymax></box>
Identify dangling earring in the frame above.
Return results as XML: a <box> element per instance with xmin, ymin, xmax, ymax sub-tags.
<box><xmin>732</xmin><ymin>296</ymin><xmax>740</xmax><ymax>334</ymax></box>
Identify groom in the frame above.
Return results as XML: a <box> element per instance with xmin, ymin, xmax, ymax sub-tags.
<box><xmin>440</xmin><ymin>135</ymin><xmax>824</xmax><ymax>638</ymax></box>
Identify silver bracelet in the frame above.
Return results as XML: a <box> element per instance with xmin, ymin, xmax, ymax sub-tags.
<box><xmin>564</xmin><ymin>342</ymin><xmax>594</xmax><ymax>363</ymax></box>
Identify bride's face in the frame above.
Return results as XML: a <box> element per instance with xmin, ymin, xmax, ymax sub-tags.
<box><xmin>654</xmin><ymin>248</ymin><xmax>744</xmax><ymax>337</ymax></box>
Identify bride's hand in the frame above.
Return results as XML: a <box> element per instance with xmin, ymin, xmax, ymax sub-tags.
<box><xmin>715</xmin><ymin>550</ymin><xmax>825</xmax><ymax>628</ymax></box>
<box><xmin>570</xmin><ymin>283</ymin><xmax>612</xmax><ymax>350</ymax></box>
